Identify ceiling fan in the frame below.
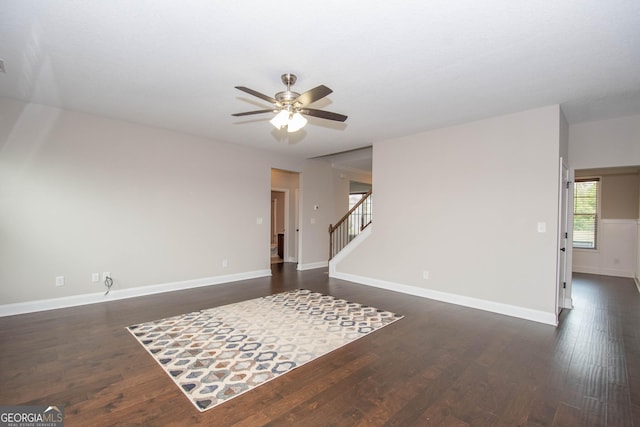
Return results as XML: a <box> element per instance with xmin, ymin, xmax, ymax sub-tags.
<box><xmin>232</xmin><ymin>73</ymin><xmax>348</xmax><ymax>132</ymax></box>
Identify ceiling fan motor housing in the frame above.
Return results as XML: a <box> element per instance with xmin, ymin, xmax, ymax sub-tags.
<box><xmin>276</xmin><ymin>74</ymin><xmax>300</xmax><ymax>107</ymax></box>
<box><xmin>275</xmin><ymin>90</ymin><xmax>301</xmax><ymax>105</ymax></box>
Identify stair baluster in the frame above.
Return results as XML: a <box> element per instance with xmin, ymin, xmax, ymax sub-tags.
<box><xmin>328</xmin><ymin>190</ymin><xmax>372</xmax><ymax>260</ymax></box>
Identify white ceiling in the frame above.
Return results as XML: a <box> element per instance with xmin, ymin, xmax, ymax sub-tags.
<box><xmin>1</xmin><ymin>1</ymin><xmax>639</xmax><ymax>160</ymax></box>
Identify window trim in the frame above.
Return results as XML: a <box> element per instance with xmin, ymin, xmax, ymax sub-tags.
<box><xmin>572</xmin><ymin>176</ymin><xmax>601</xmax><ymax>250</ymax></box>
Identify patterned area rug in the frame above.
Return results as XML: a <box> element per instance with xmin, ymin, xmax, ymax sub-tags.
<box><xmin>127</xmin><ymin>289</ymin><xmax>403</xmax><ymax>411</ymax></box>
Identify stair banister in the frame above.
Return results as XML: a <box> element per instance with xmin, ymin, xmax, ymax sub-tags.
<box><xmin>328</xmin><ymin>190</ymin><xmax>372</xmax><ymax>260</ymax></box>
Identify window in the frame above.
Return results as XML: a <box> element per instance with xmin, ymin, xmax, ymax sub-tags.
<box><xmin>573</xmin><ymin>178</ymin><xmax>599</xmax><ymax>249</ymax></box>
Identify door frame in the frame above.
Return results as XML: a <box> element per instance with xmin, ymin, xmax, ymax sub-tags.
<box><xmin>271</xmin><ymin>188</ymin><xmax>289</xmax><ymax>261</ymax></box>
<box><xmin>270</xmin><ymin>168</ymin><xmax>301</xmax><ymax>266</ymax></box>
<box><xmin>556</xmin><ymin>157</ymin><xmax>571</xmax><ymax>322</ymax></box>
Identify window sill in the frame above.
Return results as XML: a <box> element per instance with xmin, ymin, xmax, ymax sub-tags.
<box><xmin>573</xmin><ymin>247</ymin><xmax>599</xmax><ymax>253</ymax></box>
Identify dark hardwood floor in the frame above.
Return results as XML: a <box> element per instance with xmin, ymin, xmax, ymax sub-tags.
<box><xmin>1</xmin><ymin>265</ymin><xmax>639</xmax><ymax>426</ymax></box>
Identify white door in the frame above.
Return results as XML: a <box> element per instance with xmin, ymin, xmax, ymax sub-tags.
<box><xmin>557</xmin><ymin>159</ymin><xmax>570</xmax><ymax>321</ymax></box>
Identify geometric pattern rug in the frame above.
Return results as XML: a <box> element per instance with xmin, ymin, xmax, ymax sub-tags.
<box><xmin>127</xmin><ymin>289</ymin><xmax>403</xmax><ymax>411</ymax></box>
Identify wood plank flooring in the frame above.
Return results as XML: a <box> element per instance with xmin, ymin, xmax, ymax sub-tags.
<box><xmin>1</xmin><ymin>265</ymin><xmax>639</xmax><ymax>426</ymax></box>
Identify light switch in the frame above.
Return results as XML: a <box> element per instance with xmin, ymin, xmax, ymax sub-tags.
<box><xmin>537</xmin><ymin>222</ymin><xmax>546</xmax><ymax>233</ymax></box>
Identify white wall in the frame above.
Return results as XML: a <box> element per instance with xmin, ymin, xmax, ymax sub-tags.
<box><xmin>331</xmin><ymin>167</ymin><xmax>372</xmax><ymax>223</ymax></box>
<box><xmin>297</xmin><ymin>160</ymin><xmax>336</xmax><ymax>269</ymax></box>
<box><xmin>0</xmin><ymin>99</ymin><xmax>334</xmax><ymax>313</ymax></box>
<box><xmin>333</xmin><ymin>105</ymin><xmax>563</xmax><ymax>324</ymax></box>
<box><xmin>573</xmin><ymin>220</ymin><xmax>637</xmax><ymax>278</ymax></box>
<box><xmin>569</xmin><ymin>114</ymin><xmax>640</xmax><ymax>169</ymax></box>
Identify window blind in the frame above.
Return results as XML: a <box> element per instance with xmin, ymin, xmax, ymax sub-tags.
<box><xmin>573</xmin><ymin>178</ymin><xmax>599</xmax><ymax>249</ymax></box>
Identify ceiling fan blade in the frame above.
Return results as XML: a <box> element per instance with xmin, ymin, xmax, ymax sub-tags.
<box><xmin>300</xmin><ymin>108</ymin><xmax>348</xmax><ymax>122</ymax></box>
<box><xmin>235</xmin><ymin>86</ymin><xmax>277</xmax><ymax>104</ymax></box>
<box><xmin>231</xmin><ymin>109</ymin><xmax>275</xmax><ymax>117</ymax></box>
<box><xmin>294</xmin><ymin>85</ymin><xmax>333</xmax><ymax>106</ymax></box>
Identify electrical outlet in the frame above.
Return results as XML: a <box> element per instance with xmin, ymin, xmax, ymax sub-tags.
<box><xmin>102</xmin><ymin>272</ymin><xmax>111</xmax><ymax>281</ymax></box>
<box><xmin>222</xmin><ymin>259</ymin><xmax>229</xmax><ymax>268</ymax></box>
<box><xmin>423</xmin><ymin>270</ymin><xmax>430</xmax><ymax>280</ymax></box>
<box><xmin>92</xmin><ymin>273</ymin><xmax>99</xmax><ymax>283</ymax></box>
<box><xmin>55</xmin><ymin>276</ymin><xmax>65</xmax><ymax>287</ymax></box>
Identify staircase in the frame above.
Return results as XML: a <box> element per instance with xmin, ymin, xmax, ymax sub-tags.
<box><xmin>328</xmin><ymin>190</ymin><xmax>372</xmax><ymax>260</ymax></box>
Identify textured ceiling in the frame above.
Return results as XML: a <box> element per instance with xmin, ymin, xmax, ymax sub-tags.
<box><xmin>1</xmin><ymin>1</ymin><xmax>639</xmax><ymax>159</ymax></box>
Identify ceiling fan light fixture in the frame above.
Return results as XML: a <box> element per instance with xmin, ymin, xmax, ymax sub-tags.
<box><xmin>270</xmin><ymin>110</ymin><xmax>290</xmax><ymax>129</ymax></box>
<box><xmin>287</xmin><ymin>112</ymin><xmax>307</xmax><ymax>132</ymax></box>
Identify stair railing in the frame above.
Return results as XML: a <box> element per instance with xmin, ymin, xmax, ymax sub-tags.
<box><xmin>328</xmin><ymin>190</ymin><xmax>372</xmax><ymax>260</ymax></box>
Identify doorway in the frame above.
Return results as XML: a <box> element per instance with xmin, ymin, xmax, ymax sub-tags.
<box><xmin>571</xmin><ymin>165</ymin><xmax>640</xmax><ymax>280</ymax></box>
<box><xmin>271</xmin><ymin>190</ymin><xmax>286</xmax><ymax>264</ymax></box>
<box><xmin>271</xmin><ymin>169</ymin><xmax>301</xmax><ymax>265</ymax></box>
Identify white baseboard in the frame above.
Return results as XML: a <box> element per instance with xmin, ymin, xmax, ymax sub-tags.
<box><xmin>330</xmin><ymin>271</ymin><xmax>557</xmax><ymax>326</ymax></box>
<box><xmin>297</xmin><ymin>261</ymin><xmax>328</xmax><ymax>271</ymax></box>
<box><xmin>563</xmin><ymin>297</ymin><xmax>574</xmax><ymax>309</ymax></box>
<box><xmin>0</xmin><ymin>269</ymin><xmax>272</xmax><ymax>317</ymax></box>
<box><xmin>573</xmin><ymin>265</ymin><xmax>635</xmax><ymax>278</ymax></box>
